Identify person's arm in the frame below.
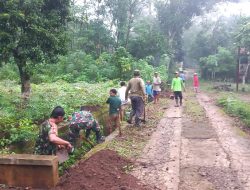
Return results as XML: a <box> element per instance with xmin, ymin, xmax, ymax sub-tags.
<box><xmin>125</xmin><ymin>82</ymin><xmax>131</xmax><ymax>100</ymax></box>
<box><xmin>181</xmin><ymin>80</ymin><xmax>186</xmax><ymax>92</ymax></box>
<box><xmin>118</xmin><ymin>98</ymin><xmax>122</xmax><ymax>111</ymax></box>
<box><xmin>171</xmin><ymin>79</ymin><xmax>174</xmax><ymax>91</ymax></box>
<box><xmin>49</xmin><ymin>134</ymin><xmax>72</xmax><ymax>148</ymax></box>
<box><xmin>106</xmin><ymin>97</ymin><xmax>110</xmax><ymax>104</ymax></box>
<box><xmin>140</xmin><ymin>79</ymin><xmax>146</xmax><ymax>96</ymax></box>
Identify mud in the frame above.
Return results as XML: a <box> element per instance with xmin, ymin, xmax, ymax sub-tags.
<box><xmin>54</xmin><ymin>149</ymin><xmax>151</xmax><ymax>190</ymax></box>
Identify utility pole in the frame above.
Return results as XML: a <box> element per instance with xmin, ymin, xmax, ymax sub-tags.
<box><xmin>236</xmin><ymin>46</ymin><xmax>240</xmax><ymax>92</ymax></box>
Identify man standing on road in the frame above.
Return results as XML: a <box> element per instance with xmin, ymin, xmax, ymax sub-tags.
<box><xmin>125</xmin><ymin>70</ymin><xmax>146</xmax><ymax>127</ymax></box>
<box><xmin>171</xmin><ymin>72</ymin><xmax>185</xmax><ymax>107</ymax></box>
<box><xmin>152</xmin><ymin>72</ymin><xmax>161</xmax><ymax>104</ymax></box>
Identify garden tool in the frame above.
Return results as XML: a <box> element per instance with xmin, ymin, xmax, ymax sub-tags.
<box><xmin>56</xmin><ymin>136</ymin><xmax>95</xmax><ymax>163</ymax></box>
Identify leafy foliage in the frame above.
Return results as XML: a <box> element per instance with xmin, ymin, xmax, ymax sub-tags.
<box><xmin>218</xmin><ymin>96</ymin><xmax>250</xmax><ymax>127</ymax></box>
<box><xmin>199</xmin><ymin>47</ymin><xmax>235</xmax><ymax>79</ymax></box>
<box><xmin>0</xmin><ymin>80</ymin><xmax>115</xmax><ymax>152</ymax></box>
<box><xmin>0</xmin><ymin>0</ymin><xmax>70</xmax><ymax>94</ymax></box>
<box><xmin>235</xmin><ymin>17</ymin><xmax>250</xmax><ymax>48</ymax></box>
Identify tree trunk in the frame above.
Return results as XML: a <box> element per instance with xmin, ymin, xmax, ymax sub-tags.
<box><xmin>16</xmin><ymin>59</ymin><xmax>31</xmax><ymax>98</ymax></box>
<box><xmin>124</xmin><ymin>8</ymin><xmax>133</xmax><ymax>49</ymax></box>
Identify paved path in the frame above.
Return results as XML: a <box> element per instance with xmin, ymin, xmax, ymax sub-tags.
<box><xmin>132</xmin><ymin>92</ymin><xmax>250</xmax><ymax>190</ymax></box>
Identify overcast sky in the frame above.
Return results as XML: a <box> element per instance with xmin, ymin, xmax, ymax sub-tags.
<box><xmin>75</xmin><ymin>0</ymin><xmax>250</xmax><ymax>16</ymax></box>
<box><xmin>214</xmin><ymin>0</ymin><xmax>250</xmax><ymax>17</ymax></box>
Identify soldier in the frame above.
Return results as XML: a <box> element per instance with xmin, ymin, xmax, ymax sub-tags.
<box><xmin>34</xmin><ymin>106</ymin><xmax>72</xmax><ymax>155</ymax></box>
<box><xmin>68</xmin><ymin>106</ymin><xmax>105</xmax><ymax>145</ymax></box>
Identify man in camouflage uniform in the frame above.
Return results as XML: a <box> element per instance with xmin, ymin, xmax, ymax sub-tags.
<box><xmin>68</xmin><ymin>106</ymin><xmax>104</xmax><ymax>145</ymax></box>
<box><xmin>34</xmin><ymin>106</ymin><xmax>72</xmax><ymax>155</ymax></box>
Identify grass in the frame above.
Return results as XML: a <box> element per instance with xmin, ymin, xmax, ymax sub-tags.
<box><xmin>107</xmin><ymin>99</ymin><xmax>168</xmax><ymax>159</ymax></box>
<box><xmin>183</xmin><ymin>90</ymin><xmax>206</xmax><ymax>120</ymax></box>
<box><xmin>217</xmin><ymin>96</ymin><xmax>250</xmax><ymax>128</ymax></box>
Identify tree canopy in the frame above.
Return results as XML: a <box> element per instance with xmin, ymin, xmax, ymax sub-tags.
<box><xmin>0</xmin><ymin>0</ymin><xmax>70</xmax><ymax>95</ymax></box>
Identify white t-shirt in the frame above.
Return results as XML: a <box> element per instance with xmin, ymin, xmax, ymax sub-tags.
<box><xmin>153</xmin><ymin>76</ymin><xmax>161</xmax><ymax>91</ymax></box>
<box><xmin>118</xmin><ymin>86</ymin><xmax>127</xmax><ymax>104</ymax></box>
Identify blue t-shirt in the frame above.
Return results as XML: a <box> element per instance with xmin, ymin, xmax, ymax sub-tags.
<box><xmin>145</xmin><ymin>84</ymin><xmax>153</xmax><ymax>96</ymax></box>
<box><xmin>180</xmin><ymin>73</ymin><xmax>185</xmax><ymax>81</ymax></box>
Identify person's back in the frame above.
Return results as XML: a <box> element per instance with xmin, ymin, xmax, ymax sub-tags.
<box><xmin>106</xmin><ymin>89</ymin><xmax>122</xmax><ymax>136</ymax></box>
<box><xmin>127</xmin><ymin>77</ymin><xmax>145</xmax><ymax>97</ymax></box>
<box><xmin>145</xmin><ymin>83</ymin><xmax>153</xmax><ymax>96</ymax></box>
<box><xmin>118</xmin><ymin>81</ymin><xmax>127</xmax><ymax>104</ymax></box>
<box><xmin>107</xmin><ymin>95</ymin><xmax>122</xmax><ymax>115</ymax></box>
<box><xmin>193</xmin><ymin>75</ymin><xmax>199</xmax><ymax>87</ymax></box>
<box><xmin>193</xmin><ymin>73</ymin><xmax>199</xmax><ymax>93</ymax></box>
<box><xmin>68</xmin><ymin>109</ymin><xmax>103</xmax><ymax>144</ymax></box>
<box><xmin>125</xmin><ymin>70</ymin><xmax>146</xmax><ymax>127</ymax></box>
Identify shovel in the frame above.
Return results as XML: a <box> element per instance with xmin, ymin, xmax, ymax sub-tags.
<box><xmin>56</xmin><ymin>148</ymin><xmax>70</xmax><ymax>164</ymax></box>
<box><xmin>56</xmin><ymin>137</ymin><xmax>95</xmax><ymax>163</ymax></box>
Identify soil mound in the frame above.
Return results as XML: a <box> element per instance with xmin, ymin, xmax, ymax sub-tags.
<box><xmin>54</xmin><ymin>149</ymin><xmax>150</xmax><ymax>190</ymax></box>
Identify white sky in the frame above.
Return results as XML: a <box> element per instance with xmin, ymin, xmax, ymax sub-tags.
<box><xmin>214</xmin><ymin>0</ymin><xmax>250</xmax><ymax>17</ymax></box>
<box><xmin>74</xmin><ymin>0</ymin><xmax>250</xmax><ymax>17</ymax></box>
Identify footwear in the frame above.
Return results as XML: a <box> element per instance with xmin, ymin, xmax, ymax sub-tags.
<box><xmin>97</xmin><ymin>136</ymin><xmax>105</xmax><ymax>144</ymax></box>
<box><xmin>127</xmin><ymin>120</ymin><xmax>132</xmax><ymax>124</ymax></box>
<box><xmin>175</xmin><ymin>105</ymin><xmax>179</xmax><ymax>107</ymax></box>
<box><xmin>134</xmin><ymin>123</ymin><xmax>141</xmax><ymax>127</ymax></box>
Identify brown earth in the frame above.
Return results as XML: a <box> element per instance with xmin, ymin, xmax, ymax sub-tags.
<box><xmin>53</xmin><ymin>149</ymin><xmax>151</xmax><ymax>190</ymax></box>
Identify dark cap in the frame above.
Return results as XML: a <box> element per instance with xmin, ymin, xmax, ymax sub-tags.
<box><xmin>134</xmin><ymin>70</ymin><xmax>140</xmax><ymax>76</ymax></box>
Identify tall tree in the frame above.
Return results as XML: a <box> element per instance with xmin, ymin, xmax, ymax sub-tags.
<box><xmin>155</xmin><ymin>0</ymin><xmax>226</xmax><ymax>71</ymax></box>
<box><xmin>0</xmin><ymin>0</ymin><xmax>70</xmax><ymax>96</ymax></box>
<box><xmin>104</xmin><ymin>0</ymin><xmax>145</xmax><ymax>48</ymax></box>
<box><xmin>235</xmin><ymin>16</ymin><xmax>250</xmax><ymax>48</ymax></box>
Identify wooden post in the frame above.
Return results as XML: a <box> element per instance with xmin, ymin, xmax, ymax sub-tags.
<box><xmin>236</xmin><ymin>46</ymin><xmax>240</xmax><ymax>92</ymax></box>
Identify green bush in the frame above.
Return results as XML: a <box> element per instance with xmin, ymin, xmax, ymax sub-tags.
<box><xmin>218</xmin><ymin>96</ymin><xmax>250</xmax><ymax>127</ymax></box>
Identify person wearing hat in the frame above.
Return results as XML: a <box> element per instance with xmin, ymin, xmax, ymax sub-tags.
<box><xmin>193</xmin><ymin>73</ymin><xmax>199</xmax><ymax>93</ymax></box>
<box><xmin>34</xmin><ymin>106</ymin><xmax>73</xmax><ymax>155</ymax></box>
<box><xmin>152</xmin><ymin>72</ymin><xmax>161</xmax><ymax>104</ymax></box>
<box><xmin>171</xmin><ymin>72</ymin><xmax>185</xmax><ymax>107</ymax></box>
<box><xmin>125</xmin><ymin>70</ymin><xmax>146</xmax><ymax>127</ymax></box>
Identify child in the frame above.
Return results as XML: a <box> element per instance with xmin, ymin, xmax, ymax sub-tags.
<box><xmin>118</xmin><ymin>81</ymin><xmax>129</xmax><ymax>121</ymax></box>
<box><xmin>106</xmin><ymin>89</ymin><xmax>122</xmax><ymax>136</ymax></box>
<box><xmin>193</xmin><ymin>73</ymin><xmax>199</xmax><ymax>93</ymax></box>
<box><xmin>145</xmin><ymin>80</ymin><xmax>153</xmax><ymax>103</ymax></box>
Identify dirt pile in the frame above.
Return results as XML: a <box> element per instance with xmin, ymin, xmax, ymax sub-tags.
<box><xmin>54</xmin><ymin>149</ymin><xmax>151</xmax><ymax>190</ymax></box>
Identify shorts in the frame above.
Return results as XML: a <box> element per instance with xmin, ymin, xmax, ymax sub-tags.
<box><xmin>109</xmin><ymin>113</ymin><xmax>120</xmax><ymax>127</ymax></box>
<box><xmin>174</xmin><ymin>91</ymin><xmax>182</xmax><ymax>99</ymax></box>
<box><xmin>153</xmin><ymin>90</ymin><xmax>160</xmax><ymax>96</ymax></box>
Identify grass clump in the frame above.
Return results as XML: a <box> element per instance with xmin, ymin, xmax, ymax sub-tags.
<box><xmin>218</xmin><ymin>96</ymin><xmax>250</xmax><ymax>127</ymax></box>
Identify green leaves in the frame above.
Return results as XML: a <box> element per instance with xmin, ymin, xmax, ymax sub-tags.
<box><xmin>218</xmin><ymin>96</ymin><xmax>250</xmax><ymax>127</ymax></box>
